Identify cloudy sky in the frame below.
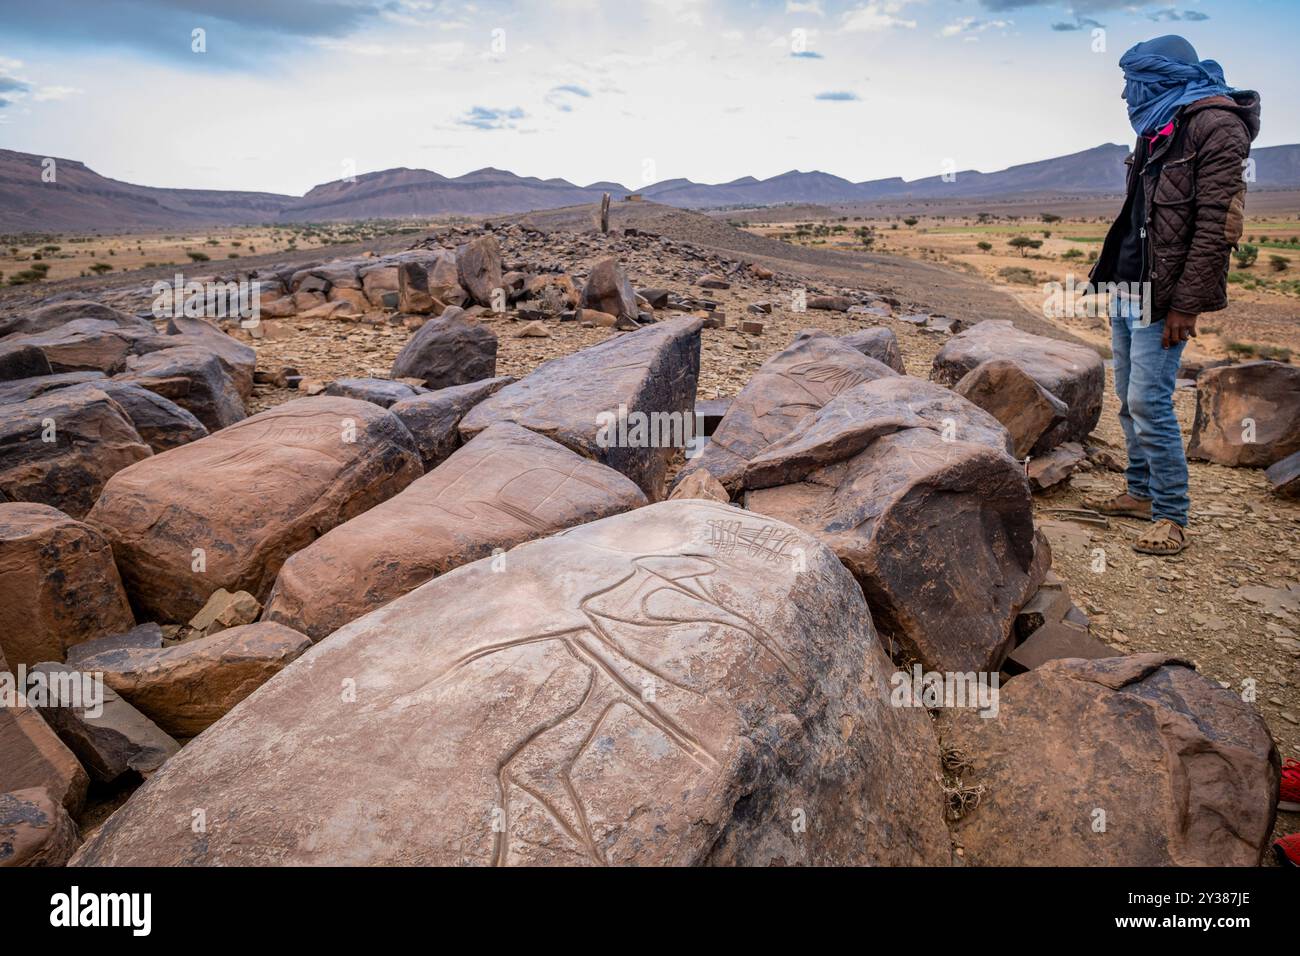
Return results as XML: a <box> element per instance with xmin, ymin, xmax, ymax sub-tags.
<box><xmin>0</xmin><ymin>0</ymin><xmax>1293</xmax><ymax>196</ymax></box>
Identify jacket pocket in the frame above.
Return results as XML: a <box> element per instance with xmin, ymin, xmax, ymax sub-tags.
<box><xmin>1226</xmin><ymin>188</ymin><xmax>1246</xmax><ymax>245</ymax></box>
<box><xmin>1154</xmin><ymin>157</ymin><xmax>1196</xmax><ymax>206</ymax></box>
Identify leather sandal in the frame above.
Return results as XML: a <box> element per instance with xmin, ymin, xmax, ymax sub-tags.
<box><xmin>1133</xmin><ymin>518</ymin><xmax>1188</xmax><ymax>556</ymax></box>
<box><xmin>1083</xmin><ymin>491</ymin><xmax>1152</xmax><ymax>520</ymax></box>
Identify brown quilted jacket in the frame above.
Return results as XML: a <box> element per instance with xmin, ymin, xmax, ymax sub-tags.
<box><xmin>1092</xmin><ymin>92</ymin><xmax>1261</xmax><ymax>321</ymax></box>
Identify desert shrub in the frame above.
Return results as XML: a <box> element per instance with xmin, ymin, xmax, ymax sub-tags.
<box><xmin>187</xmin><ymin>251</ymin><xmax>210</xmax><ymax>263</ymax></box>
<box><xmin>1269</xmin><ymin>255</ymin><xmax>1289</xmax><ymax>272</ymax></box>
<box><xmin>89</xmin><ymin>262</ymin><xmax>112</xmax><ymax>275</ymax></box>
<box><xmin>1061</xmin><ymin>248</ymin><xmax>1084</xmax><ymax>259</ymax></box>
<box><xmin>977</xmin><ymin>241</ymin><xmax>993</xmax><ymax>252</ymax></box>
<box><xmin>998</xmin><ymin>266</ymin><xmax>1037</xmax><ymax>285</ymax></box>
<box><xmin>1234</xmin><ymin>244</ymin><xmax>1259</xmax><ymax>268</ymax></box>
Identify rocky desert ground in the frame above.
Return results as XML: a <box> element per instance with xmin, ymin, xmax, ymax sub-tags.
<box><xmin>1</xmin><ymin>198</ymin><xmax>1296</xmax><ymax>867</ymax></box>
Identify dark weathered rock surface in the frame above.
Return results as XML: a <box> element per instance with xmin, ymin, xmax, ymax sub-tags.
<box><xmin>931</xmin><ymin>320</ymin><xmax>1103</xmax><ymax>452</ymax></box>
<box><xmin>953</xmin><ymin>358</ymin><xmax>1069</xmax><ymax>459</ymax></box>
<box><xmin>461</xmin><ymin>316</ymin><xmax>703</xmax><ymax>499</ymax></box>
<box><xmin>0</xmin><ymin>387</ymin><xmax>152</xmax><ymax>518</ymax></box>
<box><xmin>389</xmin><ymin>375</ymin><xmax>515</xmax><ymax>470</ymax></box>
<box><xmin>74</xmin><ymin>501</ymin><xmax>952</xmax><ymax>867</ymax></box>
<box><xmin>581</xmin><ymin>257</ymin><xmax>639</xmax><ymax>322</ymax></box>
<box><xmin>117</xmin><ymin>345</ymin><xmax>246</xmax><ymax>432</ymax></box>
<box><xmin>943</xmin><ymin>654</ymin><xmax>1280</xmax><ymax>866</ymax></box>
<box><xmin>456</xmin><ymin>236</ymin><xmax>504</xmax><ymax>308</ymax></box>
<box><xmin>837</xmin><ymin>327</ymin><xmax>905</xmax><ymax>373</ymax></box>
<box><xmin>324</xmin><ymin>377</ymin><xmax>425</xmax><ymax>408</ymax></box>
<box><xmin>68</xmin><ymin>381</ymin><xmax>208</xmax><ymax>452</ymax></box>
<box><xmin>0</xmin><ymin>788</ymin><xmax>81</xmax><ymax>867</ymax></box>
<box><xmin>390</xmin><ymin>307</ymin><xmax>498</xmax><ymax>389</ymax></box>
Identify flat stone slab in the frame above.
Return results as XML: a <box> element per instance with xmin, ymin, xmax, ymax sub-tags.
<box><xmin>389</xmin><ymin>375</ymin><xmax>515</xmax><ymax>470</ymax></box>
<box><xmin>265</xmin><ymin>422</ymin><xmax>648</xmax><ymax>641</ymax></box>
<box><xmin>86</xmin><ymin>396</ymin><xmax>423</xmax><ymax>622</ymax></box>
<box><xmin>461</xmin><ymin>316</ymin><xmax>703</xmax><ymax>500</ymax></box>
<box><xmin>73</xmin><ymin>501</ymin><xmax>951</xmax><ymax>867</ymax></box>
<box><xmin>1188</xmin><ymin>360</ymin><xmax>1300</xmax><ymax>468</ymax></box>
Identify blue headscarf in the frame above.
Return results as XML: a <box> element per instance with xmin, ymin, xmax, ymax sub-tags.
<box><xmin>1120</xmin><ymin>35</ymin><xmax>1235</xmax><ymax>135</ymax></box>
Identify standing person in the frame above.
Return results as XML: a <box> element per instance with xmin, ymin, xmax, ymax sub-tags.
<box><xmin>1085</xmin><ymin>35</ymin><xmax>1260</xmax><ymax>556</ymax></box>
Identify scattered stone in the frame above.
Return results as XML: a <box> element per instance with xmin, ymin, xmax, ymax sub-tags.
<box><xmin>808</xmin><ymin>295</ymin><xmax>851</xmax><ymax>312</ymax></box>
<box><xmin>1188</xmin><ymin>361</ymin><xmax>1300</xmax><ymax>468</ymax></box>
<box><xmin>931</xmin><ymin>320</ymin><xmax>1104</xmax><ymax>453</ymax></box>
<box><xmin>697</xmin><ymin>274</ymin><xmax>730</xmax><ymax>290</ymax></box>
<box><xmin>397</xmin><ymin>261</ymin><xmax>437</xmax><ymax>314</ymax></box>
<box><xmin>86</xmin><ymin>396</ymin><xmax>423</xmax><ymax>621</ymax></box>
<box><xmin>0</xmin><ymin>788</ymin><xmax>80</xmax><ymax>867</ymax></box>
<box><xmin>667</xmin><ymin>470</ymin><xmax>730</xmax><ymax>503</ymax></box>
<box><xmin>77</xmin><ymin>622</ymin><xmax>312</xmax><ymax>738</ymax></box>
<box><xmin>514</xmin><ymin>320</ymin><xmax>551</xmax><ymax>338</ymax></box>
<box><xmin>389</xmin><ymin>306</ymin><xmax>498</xmax><ymax>389</ymax></box>
<box><xmin>1027</xmin><ymin>441</ymin><xmax>1087</xmax><ymax>492</ymax></box>
<box><xmin>944</xmin><ymin>654</ymin><xmax>1280</xmax><ymax>865</ymax></box>
<box><xmin>29</xmin><ymin>662</ymin><xmax>179</xmax><ymax>782</ymax></box>
<box><xmin>461</xmin><ymin>316</ymin><xmax>703</xmax><ymax>500</ymax></box>
<box><xmin>188</xmin><ymin>588</ymin><xmax>261</xmax><ymax>638</ymax></box>
<box><xmin>1265</xmin><ymin>449</ymin><xmax>1300</xmax><ymax>498</ymax></box>
<box><xmin>265</xmin><ymin>422</ymin><xmax>648</xmax><ymax>641</ymax></box>
<box><xmin>1003</xmin><ymin>621</ymin><xmax>1114</xmax><ymax>675</ymax></box>
<box><xmin>741</xmin><ymin>319</ymin><xmax>764</xmax><ymax>335</ymax></box>
<box><xmin>0</xmin><ymin>503</ymin><xmax>136</xmax><ymax>668</ymax></box>
<box><xmin>74</xmin><ymin>501</ymin><xmax>951</xmax><ymax>866</ymax></box>
<box><xmin>581</xmin><ymin>258</ymin><xmax>639</xmax><ymax>322</ymax></box>
<box><xmin>953</xmin><ymin>358</ymin><xmax>1069</xmax><ymax>459</ymax></box>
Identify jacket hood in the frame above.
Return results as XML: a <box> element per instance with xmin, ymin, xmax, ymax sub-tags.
<box><xmin>1183</xmin><ymin>91</ymin><xmax>1261</xmax><ymax>142</ymax></box>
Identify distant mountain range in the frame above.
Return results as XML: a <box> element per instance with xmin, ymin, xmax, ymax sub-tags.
<box><xmin>3</xmin><ymin>142</ymin><xmax>1299</xmax><ymax>232</ymax></box>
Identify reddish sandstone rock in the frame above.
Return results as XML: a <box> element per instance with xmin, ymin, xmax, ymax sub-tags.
<box><xmin>953</xmin><ymin>358</ymin><xmax>1069</xmax><ymax>459</ymax></box>
<box><xmin>73</xmin><ymin>501</ymin><xmax>951</xmax><ymax>866</ymax></box>
<box><xmin>461</xmin><ymin>316</ymin><xmax>703</xmax><ymax>500</ymax></box>
<box><xmin>668</xmin><ymin>470</ymin><xmax>730</xmax><ymax>503</ymax></box>
<box><xmin>0</xmin><ymin>300</ymin><xmax>153</xmax><ymax>339</ymax></box>
<box><xmin>76</xmin><ymin>622</ymin><xmax>312</xmax><ymax>738</ymax></box>
<box><xmin>0</xmin><ymin>503</ymin><xmax>136</xmax><ymax>669</ymax></box>
<box><xmin>1187</xmin><ymin>361</ymin><xmax>1300</xmax><ymax>468</ymax></box>
<box><xmin>68</xmin><ymin>381</ymin><xmax>208</xmax><ymax>452</ymax></box>
<box><xmin>678</xmin><ymin>331</ymin><xmax>896</xmax><ymax>493</ymax></box>
<box><xmin>931</xmin><ymin>320</ymin><xmax>1103</xmax><ymax>453</ymax></box>
<box><xmin>265</xmin><ymin>422</ymin><xmax>648</xmax><ymax>641</ymax></box>
<box><xmin>746</xmin><ymin>421</ymin><xmax>1041</xmax><ymax>673</ymax></box>
<box><xmin>0</xmin><ymin>674</ymin><xmax>89</xmax><ymax>814</ymax></box>
<box><xmin>0</xmin><ymin>788</ymin><xmax>81</xmax><ymax>867</ymax></box>
<box><xmin>159</xmin><ymin>315</ymin><xmax>257</xmax><ymax>399</ymax></box>
<box><xmin>86</xmin><ymin>396</ymin><xmax>423</xmax><ymax>621</ymax></box>
<box><xmin>943</xmin><ymin>654</ymin><xmax>1280</xmax><ymax>866</ymax></box>
<box><xmin>389</xmin><ymin>306</ymin><xmax>498</xmax><ymax>389</ymax></box>
<box><xmin>0</xmin><ymin>387</ymin><xmax>152</xmax><ymax>519</ymax></box>
<box><xmin>0</xmin><ymin>319</ymin><xmax>139</xmax><ymax>374</ymax></box>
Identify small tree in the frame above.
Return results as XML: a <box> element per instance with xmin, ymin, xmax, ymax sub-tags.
<box><xmin>1009</xmin><ymin>236</ymin><xmax>1043</xmax><ymax>257</ymax></box>
<box><xmin>903</xmin><ymin>216</ymin><xmax>919</xmax><ymax>226</ymax></box>
<box><xmin>89</xmin><ymin>262</ymin><xmax>113</xmax><ymax>275</ymax></box>
<box><xmin>977</xmin><ymin>241</ymin><xmax>993</xmax><ymax>252</ymax></box>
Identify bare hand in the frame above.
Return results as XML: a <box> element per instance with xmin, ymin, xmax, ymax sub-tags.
<box><xmin>1163</xmin><ymin>309</ymin><xmax>1198</xmax><ymax>349</ymax></box>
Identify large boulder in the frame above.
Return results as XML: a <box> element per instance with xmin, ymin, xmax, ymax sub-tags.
<box><xmin>0</xmin><ymin>370</ymin><xmax>105</xmax><ymax>404</ymax></box>
<box><xmin>677</xmin><ymin>331</ymin><xmax>896</xmax><ymax>493</ymax></box>
<box><xmin>159</xmin><ymin>315</ymin><xmax>257</xmax><ymax>399</ymax></box>
<box><xmin>396</xmin><ymin>261</ymin><xmax>437</xmax><ymax>314</ymax></box>
<box><xmin>953</xmin><ymin>358</ymin><xmax>1070</xmax><ymax>460</ymax></box>
<box><xmin>0</xmin><ymin>387</ymin><xmax>152</xmax><ymax>518</ymax></box>
<box><xmin>86</xmin><ymin>396</ymin><xmax>423</xmax><ymax>621</ymax></box>
<box><xmin>744</xmin><ymin>384</ymin><xmax>1042</xmax><ymax>673</ymax></box>
<box><xmin>942</xmin><ymin>654</ymin><xmax>1280</xmax><ymax>866</ymax></box>
<box><xmin>116</xmin><ymin>345</ymin><xmax>246</xmax><ymax>432</ymax></box>
<box><xmin>389</xmin><ymin>307</ymin><xmax>498</xmax><ymax>389</ymax></box>
<box><xmin>28</xmin><ymin>662</ymin><xmax>179</xmax><ymax>783</ymax></box>
<box><xmin>0</xmin><ymin>788</ymin><xmax>81</xmax><ymax>867</ymax></box>
<box><xmin>389</xmin><ymin>375</ymin><xmax>516</xmax><ymax>470</ymax></box>
<box><xmin>1187</xmin><ymin>361</ymin><xmax>1300</xmax><ymax>468</ymax></box>
<box><xmin>456</xmin><ymin>236</ymin><xmax>504</xmax><ymax>308</ymax></box>
<box><xmin>0</xmin><ymin>300</ymin><xmax>152</xmax><ymax>339</ymax></box>
<box><xmin>931</xmin><ymin>320</ymin><xmax>1103</xmax><ymax>452</ymax></box>
<box><xmin>742</xmin><ymin>376</ymin><xmax>1012</xmax><ymax>490</ymax></box>
<box><xmin>0</xmin><ymin>503</ymin><xmax>136</xmax><ymax>669</ymax></box>
<box><xmin>581</xmin><ymin>257</ymin><xmax>638</xmax><ymax>322</ymax></box>
<box><xmin>73</xmin><ymin>501</ymin><xmax>951</xmax><ymax>867</ymax></box>
<box><xmin>75</xmin><ymin>622</ymin><xmax>312</xmax><ymax>738</ymax></box>
<box><xmin>71</xmin><ymin>380</ymin><xmax>208</xmax><ymax>452</ymax></box>
<box><xmin>0</xmin><ymin>319</ymin><xmax>139</xmax><ymax>374</ymax></box>
<box><xmin>265</xmin><ymin>422</ymin><xmax>649</xmax><ymax>641</ymax></box>
<box><xmin>461</xmin><ymin>316</ymin><xmax>703</xmax><ymax>499</ymax></box>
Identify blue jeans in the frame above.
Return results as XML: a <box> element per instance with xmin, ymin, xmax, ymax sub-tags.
<box><xmin>1110</xmin><ymin>296</ymin><xmax>1189</xmax><ymax>525</ymax></box>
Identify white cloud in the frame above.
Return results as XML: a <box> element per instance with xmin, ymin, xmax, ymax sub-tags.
<box><xmin>32</xmin><ymin>85</ymin><xmax>82</xmax><ymax>102</ymax></box>
<box><xmin>786</xmin><ymin>1</ymin><xmax>824</xmax><ymax>15</ymax></box>
<box><xmin>841</xmin><ymin>1</ymin><xmax>918</xmax><ymax>33</ymax></box>
<box><xmin>940</xmin><ymin>17</ymin><xmax>1012</xmax><ymax>39</ymax></box>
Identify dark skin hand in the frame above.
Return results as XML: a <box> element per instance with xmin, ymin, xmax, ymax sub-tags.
<box><xmin>1163</xmin><ymin>308</ymin><xmax>1198</xmax><ymax>349</ymax></box>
